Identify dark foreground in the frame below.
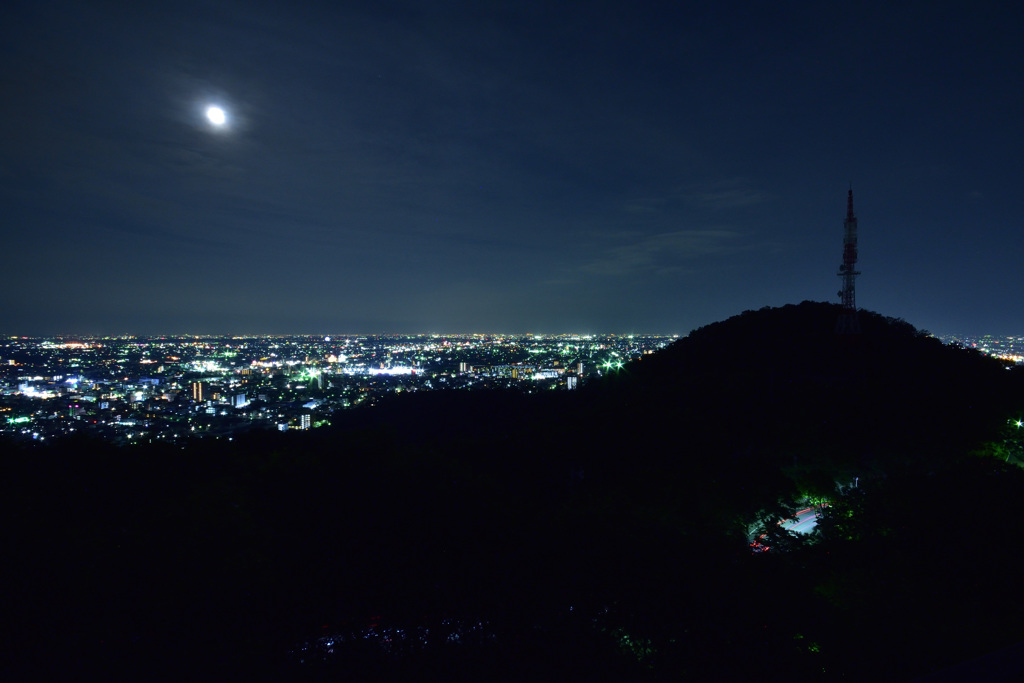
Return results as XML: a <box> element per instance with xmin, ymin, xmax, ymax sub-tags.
<box><xmin>5</xmin><ymin>303</ymin><xmax>1024</xmax><ymax>680</ymax></box>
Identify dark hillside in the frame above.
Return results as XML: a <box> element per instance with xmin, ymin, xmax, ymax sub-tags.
<box><xmin>4</xmin><ymin>302</ymin><xmax>1023</xmax><ymax>680</ymax></box>
<box><xmin>594</xmin><ymin>301</ymin><xmax>1018</xmax><ymax>477</ymax></box>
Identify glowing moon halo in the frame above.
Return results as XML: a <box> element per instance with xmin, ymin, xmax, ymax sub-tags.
<box><xmin>205</xmin><ymin>105</ymin><xmax>227</xmax><ymax>126</ymax></box>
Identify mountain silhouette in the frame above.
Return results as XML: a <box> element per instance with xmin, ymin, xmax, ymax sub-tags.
<box><xmin>4</xmin><ymin>301</ymin><xmax>1022</xmax><ymax>681</ymax></box>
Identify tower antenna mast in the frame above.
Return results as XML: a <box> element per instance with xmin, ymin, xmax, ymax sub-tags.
<box><xmin>836</xmin><ymin>188</ymin><xmax>861</xmax><ymax>333</ymax></box>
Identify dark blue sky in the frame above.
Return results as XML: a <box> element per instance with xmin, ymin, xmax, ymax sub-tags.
<box><xmin>2</xmin><ymin>0</ymin><xmax>1021</xmax><ymax>335</ymax></box>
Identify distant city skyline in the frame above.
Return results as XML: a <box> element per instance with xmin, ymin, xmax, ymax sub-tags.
<box><xmin>3</xmin><ymin>2</ymin><xmax>1021</xmax><ymax>337</ymax></box>
<box><xmin>3</xmin><ymin>328</ymin><xmax>1019</xmax><ymax>446</ymax></box>
<box><xmin>1</xmin><ymin>332</ymin><xmax>671</xmax><ymax>443</ymax></box>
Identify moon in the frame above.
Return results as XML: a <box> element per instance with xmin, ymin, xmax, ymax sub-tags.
<box><xmin>205</xmin><ymin>105</ymin><xmax>227</xmax><ymax>126</ymax></box>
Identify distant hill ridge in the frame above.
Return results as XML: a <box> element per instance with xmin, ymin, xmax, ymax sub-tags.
<box><xmin>591</xmin><ymin>300</ymin><xmax>1020</xmax><ymax>475</ymax></box>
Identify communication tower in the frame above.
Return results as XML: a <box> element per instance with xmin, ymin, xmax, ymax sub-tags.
<box><xmin>836</xmin><ymin>189</ymin><xmax>861</xmax><ymax>333</ymax></box>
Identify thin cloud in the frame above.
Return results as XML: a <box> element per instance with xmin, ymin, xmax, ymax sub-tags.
<box><xmin>680</xmin><ymin>180</ymin><xmax>770</xmax><ymax>210</ymax></box>
<box><xmin>576</xmin><ymin>229</ymin><xmax>744</xmax><ymax>276</ymax></box>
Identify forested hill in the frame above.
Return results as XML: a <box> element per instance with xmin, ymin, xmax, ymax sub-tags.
<box><xmin>4</xmin><ymin>301</ymin><xmax>1024</xmax><ymax>681</ymax></box>
<box><xmin>592</xmin><ymin>300</ymin><xmax>1021</xmax><ymax>477</ymax></box>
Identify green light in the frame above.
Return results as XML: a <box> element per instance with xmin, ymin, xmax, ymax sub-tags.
<box><xmin>7</xmin><ymin>416</ymin><xmax>31</xmax><ymax>424</ymax></box>
<box><xmin>605</xmin><ymin>627</ymin><xmax>656</xmax><ymax>667</ymax></box>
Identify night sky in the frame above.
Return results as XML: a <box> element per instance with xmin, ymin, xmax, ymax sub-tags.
<box><xmin>3</xmin><ymin>1</ymin><xmax>1021</xmax><ymax>336</ymax></box>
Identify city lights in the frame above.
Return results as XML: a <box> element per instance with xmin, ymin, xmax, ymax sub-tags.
<box><xmin>0</xmin><ymin>333</ymin><xmax>671</xmax><ymax>444</ymax></box>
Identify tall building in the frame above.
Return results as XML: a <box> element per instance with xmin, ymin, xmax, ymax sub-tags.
<box><xmin>190</xmin><ymin>381</ymin><xmax>206</xmax><ymax>401</ymax></box>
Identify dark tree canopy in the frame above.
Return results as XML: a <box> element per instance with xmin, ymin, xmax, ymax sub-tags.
<box><xmin>4</xmin><ymin>302</ymin><xmax>1023</xmax><ymax>680</ymax></box>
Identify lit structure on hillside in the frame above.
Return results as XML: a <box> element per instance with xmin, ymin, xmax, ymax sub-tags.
<box><xmin>836</xmin><ymin>188</ymin><xmax>861</xmax><ymax>334</ymax></box>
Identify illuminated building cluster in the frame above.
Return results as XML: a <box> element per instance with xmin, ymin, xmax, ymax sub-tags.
<box><xmin>0</xmin><ymin>333</ymin><xmax>673</xmax><ymax>443</ymax></box>
<box><xmin>290</xmin><ymin>616</ymin><xmax>496</xmax><ymax>666</ymax></box>
<box><xmin>941</xmin><ymin>334</ymin><xmax>1024</xmax><ymax>364</ymax></box>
